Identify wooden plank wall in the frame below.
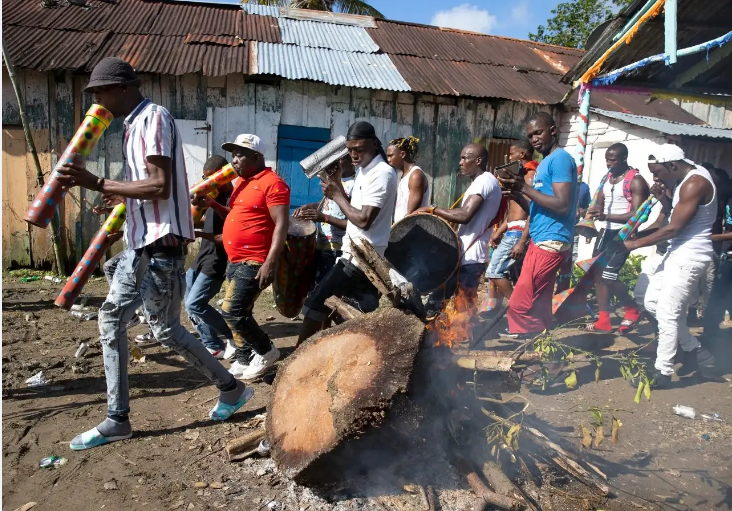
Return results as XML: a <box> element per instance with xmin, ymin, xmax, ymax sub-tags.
<box><xmin>2</xmin><ymin>69</ymin><xmax>557</xmax><ymax>269</ymax></box>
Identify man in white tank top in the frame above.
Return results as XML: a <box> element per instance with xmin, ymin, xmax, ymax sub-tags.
<box><xmin>388</xmin><ymin>136</ymin><xmax>429</xmax><ymax>222</ymax></box>
<box><xmin>586</xmin><ymin>143</ymin><xmax>649</xmax><ymax>333</ymax></box>
<box><xmin>623</xmin><ymin>144</ymin><xmax>720</xmax><ymax>389</ymax></box>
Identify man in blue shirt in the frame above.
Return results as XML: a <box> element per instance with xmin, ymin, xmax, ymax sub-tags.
<box><xmin>497</xmin><ymin>112</ymin><xmax>577</xmax><ymax>338</ymax></box>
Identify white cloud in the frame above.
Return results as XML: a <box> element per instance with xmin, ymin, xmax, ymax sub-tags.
<box><xmin>430</xmin><ymin>4</ymin><xmax>497</xmax><ymax>34</ymax></box>
<box><xmin>510</xmin><ymin>2</ymin><xmax>530</xmax><ymax>24</ymax></box>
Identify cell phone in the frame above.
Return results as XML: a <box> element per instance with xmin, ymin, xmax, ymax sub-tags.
<box><xmin>495</xmin><ymin>161</ymin><xmax>521</xmax><ymax>180</ymax></box>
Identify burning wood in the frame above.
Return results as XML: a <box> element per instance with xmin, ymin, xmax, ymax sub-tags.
<box><xmin>428</xmin><ymin>289</ymin><xmax>478</xmax><ymax>348</ymax></box>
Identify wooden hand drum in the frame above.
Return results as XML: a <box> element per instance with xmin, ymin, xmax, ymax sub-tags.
<box><xmin>385</xmin><ymin>214</ymin><xmax>461</xmax><ymax>295</ymax></box>
<box><xmin>273</xmin><ymin>217</ymin><xmax>317</xmax><ymax>318</ymax></box>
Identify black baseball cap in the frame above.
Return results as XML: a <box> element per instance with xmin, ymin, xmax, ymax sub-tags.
<box><xmin>84</xmin><ymin>57</ymin><xmax>142</xmax><ymax>93</ymax></box>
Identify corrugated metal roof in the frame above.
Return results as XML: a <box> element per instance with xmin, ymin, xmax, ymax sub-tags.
<box><xmin>3</xmin><ymin>25</ymin><xmax>110</xmax><ymax>72</ymax></box>
<box><xmin>147</xmin><ymin>2</ymin><xmax>242</xmax><ymax>37</ymax></box>
<box><xmin>368</xmin><ymin>20</ymin><xmax>583</xmax><ymax>72</ymax></box>
<box><xmin>185</xmin><ymin>34</ymin><xmax>243</xmax><ymax>46</ymax></box>
<box><xmin>279</xmin><ymin>18</ymin><xmax>379</xmax><ymax>53</ymax></box>
<box><xmin>280</xmin><ymin>8</ymin><xmax>377</xmax><ymax>28</ymax></box>
<box><xmin>241</xmin><ymin>13</ymin><xmax>281</xmax><ymax>43</ymax></box>
<box><xmin>48</xmin><ymin>0</ymin><xmax>161</xmax><ymax>34</ymax></box>
<box><xmin>564</xmin><ymin>0</ymin><xmax>732</xmax><ymax>95</ymax></box>
<box><xmin>390</xmin><ymin>55</ymin><xmax>570</xmax><ymax>104</ymax></box>
<box><xmin>241</xmin><ymin>4</ymin><xmax>281</xmax><ymax>17</ymax></box>
<box><xmin>592</xmin><ymin>108</ymin><xmax>732</xmax><ymax>140</ymax></box>
<box><xmin>574</xmin><ymin>91</ymin><xmax>706</xmax><ymax>124</ymax></box>
<box><xmin>254</xmin><ymin>42</ymin><xmax>410</xmax><ymax>91</ymax></box>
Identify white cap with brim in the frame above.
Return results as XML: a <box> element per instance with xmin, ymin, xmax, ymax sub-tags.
<box><xmin>222</xmin><ymin>134</ymin><xmax>263</xmax><ymax>155</ymax></box>
<box><xmin>648</xmin><ymin>144</ymin><xmax>694</xmax><ymax>165</ymax></box>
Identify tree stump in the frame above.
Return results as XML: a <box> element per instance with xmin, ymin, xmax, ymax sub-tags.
<box><xmin>266</xmin><ymin>308</ymin><xmax>425</xmax><ymax>487</ymax></box>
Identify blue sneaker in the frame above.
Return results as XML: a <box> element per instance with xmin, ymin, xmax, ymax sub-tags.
<box><xmin>70</xmin><ymin>426</ymin><xmax>132</xmax><ymax>451</ymax></box>
<box><xmin>209</xmin><ymin>387</ymin><xmax>254</xmax><ymax>421</ymax></box>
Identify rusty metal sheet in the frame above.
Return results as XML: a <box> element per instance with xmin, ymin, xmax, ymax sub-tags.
<box><xmin>570</xmin><ymin>90</ymin><xmax>706</xmax><ymax>124</ymax></box>
<box><xmin>47</xmin><ymin>0</ymin><xmax>161</xmax><ymax>34</ymax></box>
<box><xmin>242</xmin><ymin>13</ymin><xmax>281</xmax><ymax>43</ymax></box>
<box><xmin>280</xmin><ymin>7</ymin><xmax>377</xmax><ymax>28</ymax></box>
<box><xmin>593</xmin><ymin>108</ymin><xmax>732</xmax><ymax>139</ymax></box>
<box><xmin>184</xmin><ymin>34</ymin><xmax>243</xmax><ymax>46</ymax></box>
<box><xmin>203</xmin><ymin>44</ymin><xmax>250</xmax><ymax>76</ymax></box>
<box><xmin>368</xmin><ymin>20</ymin><xmax>583</xmax><ymax>72</ymax></box>
<box><xmin>1</xmin><ymin>0</ymin><xmax>67</xmax><ymax>29</ymax></box>
<box><xmin>390</xmin><ymin>55</ymin><xmax>569</xmax><ymax>104</ymax></box>
<box><xmin>3</xmin><ymin>25</ymin><xmax>110</xmax><ymax>72</ymax></box>
<box><xmin>148</xmin><ymin>2</ymin><xmax>242</xmax><ymax>37</ymax></box>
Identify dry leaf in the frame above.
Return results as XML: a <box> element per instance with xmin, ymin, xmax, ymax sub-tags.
<box><xmin>611</xmin><ymin>418</ymin><xmax>620</xmax><ymax>443</ymax></box>
<box><xmin>594</xmin><ymin>426</ymin><xmax>605</xmax><ymax>447</ymax></box>
<box><xmin>12</xmin><ymin>503</ymin><xmax>37</xmax><ymax>511</ymax></box>
<box><xmin>580</xmin><ymin>425</ymin><xmax>593</xmax><ymax>449</ymax></box>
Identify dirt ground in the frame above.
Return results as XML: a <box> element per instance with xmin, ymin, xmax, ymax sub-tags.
<box><xmin>2</xmin><ymin>277</ymin><xmax>731</xmax><ymax>511</ymax></box>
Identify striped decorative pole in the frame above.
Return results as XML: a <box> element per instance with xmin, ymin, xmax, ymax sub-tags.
<box><xmin>573</xmin><ymin>83</ymin><xmax>592</xmax><ymax>181</ymax></box>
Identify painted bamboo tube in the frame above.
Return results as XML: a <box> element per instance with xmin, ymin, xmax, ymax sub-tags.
<box><xmin>54</xmin><ymin>203</ymin><xmax>126</xmax><ymax>310</ymax></box>
<box><xmin>189</xmin><ymin>164</ymin><xmax>236</xmax><ymax>197</ymax></box>
<box><xmin>615</xmin><ymin>196</ymin><xmax>658</xmax><ymax>241</ymax></box>
<box><xmin>25</xmin><ymin>104</ymin><xmax>114</xmax><ymax>228</ymax></box>
<box><xmin>192</xmin><ymin>188</ymin><xmax>219</xmax><ymax>224</ymax></box>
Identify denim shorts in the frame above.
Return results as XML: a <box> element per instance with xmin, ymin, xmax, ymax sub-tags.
<box><xmin>485</xmin><ymin>231</ymin><xmax>522</xmax><ymax>279</ymax></box>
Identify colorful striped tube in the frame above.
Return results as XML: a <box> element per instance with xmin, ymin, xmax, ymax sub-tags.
<box><xmin>573</xmin><ymin>84</ymin><xmax>592</xmax><ymax>180</ymax></box>
<box><xmin>192</xmin><ymin>189</ymin><xmax>219</xmax><ymax>224</ymax></box>
<box><xmin>189</xmin><ymin>164</ymin><xmax>237</xmax><ymax>197</ymax></box>
<box><xmin>614</xmin><ymin>196</ymin><xmax>658</xmax><ymax>241</ymax></box>
<box><xmin>54</xmin><ymin>203</ymin><xmax>126</xmax><ymax>310</ymax></box>
<box><xmin>25</xmin><ymin>104</ymin><xmax>114</xmax><ymax>228</ymax></box>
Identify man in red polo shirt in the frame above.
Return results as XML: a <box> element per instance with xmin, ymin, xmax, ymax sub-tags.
<box><xmin>214</xmin><ymin>134</ymin><xmax>290</xmax><ymax>380</ymax></box>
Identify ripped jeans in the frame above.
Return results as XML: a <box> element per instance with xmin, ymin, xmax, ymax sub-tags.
<box><xmin>99</xmin><ymin>249</ymin><xmax>236</xmax><ymax>416</ymax></box>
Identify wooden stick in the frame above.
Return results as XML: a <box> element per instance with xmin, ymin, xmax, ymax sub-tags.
<box><xmin>465</xmin><ymin>471</ymin><xmax>525</xmax><ymax>511</ymax></box>
<box><xmin>425</xmin><ymin>485</ymin><xmax>438</xmax><ymax>511</ymax></box>
<box><xmin>451</xmin><ymin>351</ymin><xmax>544</xmax><ymax>372</ymax></box>
<box><xmin>325</xmin><ymin>296</ymin><xmax>363</xmax><ymax>320</ymax></box>
<box><xmin>225</xmin><ymin>429</ymin><xmax>265</xmax><ymax>457</ymax></box>
<box><xmin>481</xmin><ymin>462</ymin><xmax>522</xmax><ymax>501</ymax></box>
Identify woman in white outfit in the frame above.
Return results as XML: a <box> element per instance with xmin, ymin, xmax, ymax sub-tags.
<box><xmin>388</xmin><ymin>136</ymin><xmax>429</xmax><ymax>222</ymax></box>
<box><xmin>623</xmin><ymin>144</ymin><xmax>720</xmax><ymax>389</ymax></box>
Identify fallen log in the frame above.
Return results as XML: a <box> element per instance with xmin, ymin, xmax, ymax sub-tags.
<box><xmin>482</xmin><ymin>462</ymin><xmax>524</xmax><ymax>502</ymax></box>
<box><xmin>267</xmin><ymin>308</ymin><xmax>425</xmax><ymax>486</ymax></box>
<box><xmin>451</xmin><ymin>351</ymin><xmax>544</xmax><ymax>372</ymax></box>
<box><xmin>324</xmin><ymin>296</ymin><xmax>363</xmax><ymax>320</ymax></box>
<box><xmin>225</xmin><ymin>429</ymin><xmax>265</xmax><ymax>458</ymax></box>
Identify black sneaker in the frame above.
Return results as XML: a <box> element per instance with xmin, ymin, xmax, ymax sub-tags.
<box><xmin>695</xmin><ymin>347</ymin><xmax>726</xmax><ymax>382</ymax></box>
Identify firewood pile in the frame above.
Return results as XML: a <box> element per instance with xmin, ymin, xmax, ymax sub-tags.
<box><xmin>228</xmin><ymin>240</ymin><xmax>611</xmax><ymax>509</ymax></box>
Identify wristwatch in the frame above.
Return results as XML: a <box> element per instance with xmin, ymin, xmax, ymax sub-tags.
<box><xmin>95</xmin><ymin>177</ymin><xmax>105</xmax><ymax>192</ymax></box>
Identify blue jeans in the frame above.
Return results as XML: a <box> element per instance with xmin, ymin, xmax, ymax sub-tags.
<box><xmin>702</xmin><ymin>254</ymin><xmax>732</xmax><ymax>337</ymax></box>
<box><xmin>185</xmin><ymin>269</ymin><xmax>232</xmax><ymax>351</ymax></box>
<box><xmin>425</xmin><ymin>262</ymin><xmax>487</xmax><ymax>316</ymax></box>
<box><xmin>221</xmin><ymin>262</ymin><xmax>271</xmax><ymax>363</ymax></box>
<box><xmin>99</xmin><ymin>250</ymin><xmax>235</xmax><ymax>416</ymax></box>
<box><xmin>485</xmin><ymin>232</ymin><xmax>521</xmax><ymax>279</ymax></box>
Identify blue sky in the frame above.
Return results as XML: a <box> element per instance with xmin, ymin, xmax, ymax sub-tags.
<box><xmin>366</xmin><ymin>0</ymin><xmax>563</xmax><ymax>40</ymax></box>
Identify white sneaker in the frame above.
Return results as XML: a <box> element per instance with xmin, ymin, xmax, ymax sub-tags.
<box><xmin>238</xmin><ymin>346</ymin><xmax>280</xmax><ymax>380</ymax></box>
<box><xmin>134</xmin><ymin>332</ymin><xmax>157</xmax><ymax>346</ymax></box>
<box><xmin>207</xmin><ymin>347</ymin><xmax>224</xmax><ymax>360</ymax></box>
<box><xmin>228</xmin><ymin>360</ymin><xmax>249</xmax><ymax>378</ymax></box>
<box><xmin>223</xmin><ymin>340</ymin><xmax>236</xmax><ymax>360</ymax></box>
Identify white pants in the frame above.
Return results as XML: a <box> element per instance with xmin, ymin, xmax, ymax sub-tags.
<box><xmin>634</xmin><ymin>250</ymin><xmax>665</xmax><ymax>310</ymax></box>
<box><xmin>644</xmin><ymin>254</ymin><xmax>709</xmax><ymax>375</ymax></box>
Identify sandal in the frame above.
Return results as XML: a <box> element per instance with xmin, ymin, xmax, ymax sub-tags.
<box><xmin>583</xmin><ymin>323</ymin><xmax>613</xmax><ymax>333</ymax></box>
<box><xmin>617</xmin><ymin>318</ymin><xmax>639</xmax><ymax>335</ymax></box>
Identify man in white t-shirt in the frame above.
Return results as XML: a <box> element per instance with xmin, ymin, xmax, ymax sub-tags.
<box><xmin>298</xmin><ymin>121</ymin><xmax>397</xmax><ymax>344</ymax></box>
<box><xmin>417</xmin><ymin>143</ymin><xmax>503</xmax><ymax>318</ymax></box>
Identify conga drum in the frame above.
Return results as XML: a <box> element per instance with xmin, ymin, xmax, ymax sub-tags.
<box><xmin>273</xmin><ymin>217</ymin><xmax>317</xmax><ymax>318</ymax></box>
<box><xmin>385</xmin><ymin>214</ymin><xmax>461</xmax><ymax>295</ymax></box>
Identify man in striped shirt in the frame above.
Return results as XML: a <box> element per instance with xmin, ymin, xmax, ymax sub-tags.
<box><xmin>57</xmin><ymin>58</ymin><xmax>252</xmax><ymax>450</ymax></box>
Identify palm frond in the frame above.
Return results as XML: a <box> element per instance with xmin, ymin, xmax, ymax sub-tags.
<box><xmin>332</xmin><ymin>0</ymin><xmax>384</xmax><ymax>17</ymax></box>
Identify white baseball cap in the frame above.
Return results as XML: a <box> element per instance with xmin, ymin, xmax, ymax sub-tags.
<box><xmin>222</xmin><ymin>134</ymin><xmax>263</xmax><ymax>155</ymax></box>
<box><xmin>648</xmin><ymin>144</ymin><xmax>693</xmax><ymax>165</ymax></box>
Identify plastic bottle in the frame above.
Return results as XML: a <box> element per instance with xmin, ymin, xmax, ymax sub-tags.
<box><xmin>20</xmin><ymin>276</ymin><xmax>40</xmax><ymax>282</ymax></box>
<box><xmin>673</xmin><ymin>405</ymin><xmax>696</xmax><ymax>419</ymax></box>
<box><xmin>75</xmin><ymin>342</ymin><xmax>89</xmax><ymax>358</ymax></box>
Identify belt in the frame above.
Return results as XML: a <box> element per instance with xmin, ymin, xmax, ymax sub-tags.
<box><xmin>135</xmin><ymin>244</ymin><xmax>187</xmax><ymax>258</ymax></box>
<box><xmin>316</xmin><ymin>241</ymin><xmax>342</xmax><ymax>252</ymax></box>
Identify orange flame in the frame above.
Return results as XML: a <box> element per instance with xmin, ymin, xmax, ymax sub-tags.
<box><xmin>428</xmin><ymin>288</ymin><xmax>478</xmax><ymax>348</ymax></box>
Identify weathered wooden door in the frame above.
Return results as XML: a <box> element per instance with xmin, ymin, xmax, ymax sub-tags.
<box><xmin>2</xmin><ymin>128</ymin><xmax>32</xmax><ymax>268</ymax></box>
<box><xmin>276</xmin><ymin>125</ymin><xmax>331</xmax><ymax>212</ymax></box>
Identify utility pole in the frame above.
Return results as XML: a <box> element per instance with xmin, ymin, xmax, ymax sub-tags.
<box><xmin>2</xmin><ymin>35</ymin><xmax>67</xmax><ymax>275</ymax></box>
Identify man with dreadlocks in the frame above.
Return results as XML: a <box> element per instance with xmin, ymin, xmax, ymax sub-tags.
<box><xmin>388</xmin><ymin>136</ymin><xmax>429</xmax><ymax>222</ymax></box>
